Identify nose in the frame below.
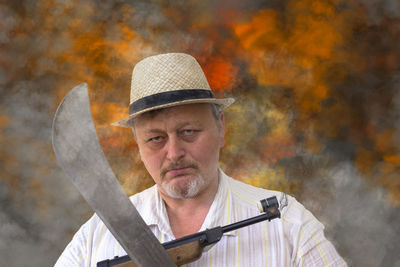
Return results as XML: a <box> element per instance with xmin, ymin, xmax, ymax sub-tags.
<box><xmin>165</xmin><ymin>136</ymin><xmax>185</xmax><ymax>162</ymax></box>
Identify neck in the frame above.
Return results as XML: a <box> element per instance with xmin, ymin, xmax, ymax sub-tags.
<box><xmin>159</xmin><ymin>173</ymin><xmax>220</xmax><ymax>238</ymax></box>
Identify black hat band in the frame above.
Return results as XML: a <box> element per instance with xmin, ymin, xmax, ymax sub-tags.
<box><xmin>129</xmin><ymin>89</ymin><xmax>216</xmax><ymax>115</ymax></box>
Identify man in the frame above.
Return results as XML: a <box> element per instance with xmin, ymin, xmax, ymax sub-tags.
<box><xmin>55</xmin><ymin>53</ymin><xmax>346</xmax><ymax>266</ymax></box>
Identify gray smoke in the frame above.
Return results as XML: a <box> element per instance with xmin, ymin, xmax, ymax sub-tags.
<box><xmin>0</xmin><ymin>79</ymin><xmax>91</xmax><ymax>266</ymax></box>
<box><xmin>358</xmin><ymin>0</ymin><xmax>400</xmax><ymax>24</ymax></box>
<box><xmin>300</xmin><ymin>162</ymin><xmax>400</xmax><ymax>266</ymax></box>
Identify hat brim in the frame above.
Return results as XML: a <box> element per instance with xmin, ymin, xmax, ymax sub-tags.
<box><xmin>111</xmin><ymin>97</ymin><xmax>235</xmax><ymax>128</ymax></box>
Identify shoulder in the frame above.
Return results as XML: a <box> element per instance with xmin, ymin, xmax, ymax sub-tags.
<box><xmin>226</xmin><ymin>175</ymin><xmax>281</xmax><ymax>200</ymax></box>
<box><xmin>55</xmin><ymin>212</ymin><xmax>104</xmax><ymax>266</ymax></box>
<box><xmin>224</xmin><ymin>173</ymin><xmax>283</xmax><ymax>210</ymax></box>
<box><xmin>72</xmin><ymin>185</ymin><xmax>158</xmax><ymax>234</ymax></box>
<box><xmin>281</xmin><ymin>195</ymin><xmax>320</xmax><ymax>226</ymax></box>
<box><xmin>223</xmin><ymin>172</ymin><xmax>314</xmax><ymax>226</ymax></box>
<box><xmin>76</xmin><ymin>212</ymin><xmax>104</xmax><ymax>236</ymax></box>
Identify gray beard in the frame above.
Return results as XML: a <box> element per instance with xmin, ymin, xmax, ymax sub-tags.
<box><xmin>160</xmin><ymin>174</ymin><xmax>206</xmax><ymax>199</ymax></box>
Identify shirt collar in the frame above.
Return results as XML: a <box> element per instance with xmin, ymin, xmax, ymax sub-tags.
<box><xmin>140</xmin><ymin>168</ymin><xmax>237</xmax><ymax>239</ymax></box>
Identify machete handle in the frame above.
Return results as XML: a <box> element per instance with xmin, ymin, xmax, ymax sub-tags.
<box><xmin>115</xmin><ymin>240</ymin><xmax>203</xmax><ymax>267</ymax></box>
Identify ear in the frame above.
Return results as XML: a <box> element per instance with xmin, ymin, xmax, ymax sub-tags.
<box><xmin>218</xmin><ymin>112</ymin><xmax>225</xmax><ymax>147</ymax></box>
<box><xmin>132</xmin><ymin>128</ymin><xmax>144</xmax><ymax>161</ymax></box>
<box><xmin>131</xmin><ymin>128</ymin><xmax>137</xmax><ymax>142</ymax></box>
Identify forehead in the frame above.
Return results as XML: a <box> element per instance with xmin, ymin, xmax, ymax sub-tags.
<box><xmin>134</xmin><ymin>103</ymin><xmax>214</xmax><ymax>130</ymax></box>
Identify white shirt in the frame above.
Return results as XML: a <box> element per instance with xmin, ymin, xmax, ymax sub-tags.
<box><xmin>55</xmin><ymin>170</ymin><xmax>347</xmax><ymax>267</ymax></box>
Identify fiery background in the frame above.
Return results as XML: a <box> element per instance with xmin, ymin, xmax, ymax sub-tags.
<box><xmin>1</xmin><ymin>0</ymin><xmax>399</xmax><ymax>266</ymax></box>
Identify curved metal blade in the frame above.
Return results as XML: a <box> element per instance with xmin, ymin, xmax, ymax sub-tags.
<box><xmin>52</xmin><ymin>83</ymin><xmax>175</xmax><ymax>267</ymax></box>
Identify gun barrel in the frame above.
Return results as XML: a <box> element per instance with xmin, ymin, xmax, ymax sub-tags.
<box><xmin>222</xmin><ymin>209</ymin><xmax>280</xmax><ymax>233</ymax></box>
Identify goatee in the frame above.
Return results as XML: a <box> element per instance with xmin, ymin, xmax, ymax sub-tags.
<box><xmin>160</xmin><ymin>173</ymin><xmax>205</xmax><ymax>199</ymax></box>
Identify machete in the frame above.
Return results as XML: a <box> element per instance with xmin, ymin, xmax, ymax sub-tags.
<box><xmin>52</xmin><ymin>83</ymin><xmax>175</xmax><ymax>267</ymax></box>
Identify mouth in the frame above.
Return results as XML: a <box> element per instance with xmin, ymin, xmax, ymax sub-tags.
<box><xmin>161</xmin><ymin>163</ymin><xmax>198</xmax><ymax>179</ymax></box>
<box><xmin>166</xmin><ymin>167</ymin><xmax>192</xmax><ymax>177</ymax></box>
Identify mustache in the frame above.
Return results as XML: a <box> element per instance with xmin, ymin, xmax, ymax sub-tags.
<box><xmin>160</xmin><ymin>161</ymin><xmax>198</xmax><ymax>178</ymax></box>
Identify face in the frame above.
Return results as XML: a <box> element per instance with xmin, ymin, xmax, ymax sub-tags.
<box><xmin>134</xmin><ymin>104</ymin><xmax>225</xmax><ymax>199</ymax></box>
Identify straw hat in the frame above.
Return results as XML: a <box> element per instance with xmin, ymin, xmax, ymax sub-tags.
<box><xmin>112</xmin><ymin>53</ymin><xmax>235</xmax><ymax>128</ymax></box>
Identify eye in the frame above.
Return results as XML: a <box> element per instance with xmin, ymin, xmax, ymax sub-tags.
<box><xmin>180</xmin><ymin>129</ymin><xmax>200</xmax><ymax>141</ymax></box>
<box><xmin>147</xmin><ymin>136</ymin><xmax>164</xmax><ymax>143</ymax></box>
<box><xmin>182</xmin><ymin>129</ymin><xmax>195</xmax><ymax>135</ymax></box>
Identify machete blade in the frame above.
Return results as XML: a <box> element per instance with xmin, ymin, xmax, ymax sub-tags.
<box><xmin>52</xmin><ymin>83</ymin><xmax>175</xmax><ymax>267</ymax></box>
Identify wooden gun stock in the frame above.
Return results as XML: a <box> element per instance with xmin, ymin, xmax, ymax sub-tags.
<box><xmin>97</xmin><ymin>196</ymin><xmax>281</xmax><ymax>267</ymax></box>
<box><xmin>164</xmin><ymin>240</ymin><xmax>204</xmax><ymax>266</ymax></box>
<box><xmin>113</xmin><ymin>240</ymin><xmax>203</xmax><ymax>267</ymax></box>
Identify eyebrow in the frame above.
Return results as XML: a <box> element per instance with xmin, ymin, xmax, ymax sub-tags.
<box><xmin>144</xmin><ymin>129</ymin><xmax>165</xmax><ymax>135</ymax></box>
<box><xmin>175</xmin><ymin>121</ymin><xmax>200</xmax><ymax>129</ymax></box>
<box><xmin>143</xmin><ymin>121</ymin><xmax>201</xmax><ymax>135</ymax></box>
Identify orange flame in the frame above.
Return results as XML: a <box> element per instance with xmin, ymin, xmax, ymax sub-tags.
<box><xmin>203</xmin><ymin>56</ymin><xmax>238</xmax><ymax>91</ymax></box>
<box><xmin>3</xmin><ymin>0</ymin><xmax>398</xmax><ymax>205</ymax></box>
<box><xmin>229</xmin><ymin>1</ymin><xmax>400</xmax><ymax>204</ymax></box>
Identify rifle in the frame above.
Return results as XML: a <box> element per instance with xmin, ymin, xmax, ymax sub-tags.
<box><xmin>97</xmin><ymin>196</ymin><xmax>281</xmax><ymax>267</ymax></box>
